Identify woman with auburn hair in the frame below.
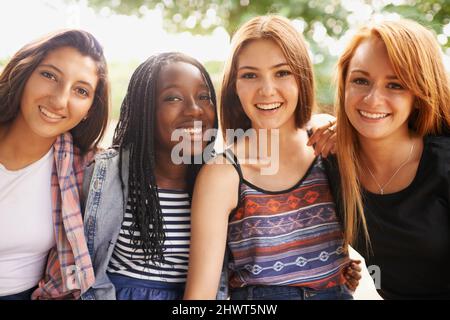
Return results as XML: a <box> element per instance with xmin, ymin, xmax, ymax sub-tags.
<box><xmin>0</xmin><ymin>30</ymin><xmax>109</xmax><ymax>300</ymax></box>
<box><xmin>184</xmin><ymin>15</ymin><xmax>362</xmax><ymax>300</ymax></box>
<box><xmin>310</xmin><ymin>18</ymin><xmax>450</xmax><ymax>299</ymax></box>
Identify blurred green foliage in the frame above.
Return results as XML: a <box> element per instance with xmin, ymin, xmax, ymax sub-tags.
<box><xmin>0</xmin><ymin>58</ymin><xmax>8</xmax><ymax>69</ymax></box>
<box><xmin>87</xmin><ymin>0</ymin><xmax>449</xmax><ymax>39</ymax></box>
<box><xmin>86</xmin><ymin>0</ymin><xmax>450</xmax><ymax>116</ymax></box>
<box><xmin>108</xmin><ymin>60</ymin><xmax>140</xmax><ymax>119</ymax></box>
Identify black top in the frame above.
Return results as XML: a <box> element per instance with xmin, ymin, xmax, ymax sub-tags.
<box><xmin>325</xmin><ymin>135</ymin><xmax>450</xmax><ymax>299</ymax></box>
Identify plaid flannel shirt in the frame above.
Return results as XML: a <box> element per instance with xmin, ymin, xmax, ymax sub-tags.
<box><xmin>31</xmin><ymin>133</ymin><xmax>95</xmax><ymax>300</ymax></box>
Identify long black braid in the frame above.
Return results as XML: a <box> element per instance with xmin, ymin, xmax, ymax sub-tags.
<box><xmin>112</xmin><ymin>52</ymin><xmax>218</xmax><ymax>263</ymax></box>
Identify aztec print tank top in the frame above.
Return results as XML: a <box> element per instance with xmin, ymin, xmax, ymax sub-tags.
<box><xmin>224</xmin><ymin>149</ymin><xmax>349</xmax><ymax>290</ymax></box>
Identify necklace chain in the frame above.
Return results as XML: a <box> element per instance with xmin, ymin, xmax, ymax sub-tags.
<box><xmin>365</xmin><ymin>141</ymin><xmax>415</xmax><ymax>195</ymax></box>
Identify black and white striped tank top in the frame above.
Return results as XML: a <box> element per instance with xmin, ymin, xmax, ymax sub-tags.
<box><xmin>107</xmin><ymin>189</ymin><xmax>191</xmax><ymax>283</ymax></box>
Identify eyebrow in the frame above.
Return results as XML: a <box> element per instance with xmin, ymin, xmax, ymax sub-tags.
<box><xmin>160</xmin><ymin>83</ymin><xmax>209</xmax><ymax>92</ymax></box>
<box><xmin>38</xmin><ymin>63</ymin><xmax>95</xmax><ymax>89</ymax></box>
<box><xmin>238</xmin><ymin>62</ymin><xmax>289</xmax><ymax>71</ymax></box>
<box><xmin>349</xmin><ymin>69</ymin><xmax>399</xmax><ymax>80</ymax></box>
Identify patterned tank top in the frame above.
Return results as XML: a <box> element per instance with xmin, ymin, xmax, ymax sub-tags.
<box><xmin>224</xmin><ymin>150</ymin><xmax>349</xmax><ymax>290</ymax></box>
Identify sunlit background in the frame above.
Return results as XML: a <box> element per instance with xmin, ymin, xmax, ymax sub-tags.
<box><xmin>1</xmin><ymin>1</ymin><xmax>447</xmax><ymax>299</ymax></box>
<box><xmin>1</xmin><ymin>0</ymin><xmax>449</xmax><ymax>124</ymax></box>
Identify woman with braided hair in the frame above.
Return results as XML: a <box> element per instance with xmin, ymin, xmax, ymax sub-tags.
<box><xmin>81</xmin><ymin>52</ymin><xmax>218</xmax><ymax>300</ymax></box>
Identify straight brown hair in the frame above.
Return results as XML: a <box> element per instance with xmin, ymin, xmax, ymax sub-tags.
<box><xmin>220</xmin><ymin>15</ymin><xmax>316</xmax><ymax>139</ymax></box>
<box><xmin>0</xmin><ymin>29</ymin><xmax>110</xmax><ymax>153</ymax></box>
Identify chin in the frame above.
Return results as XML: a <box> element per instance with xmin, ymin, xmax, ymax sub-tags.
<box><xmin>31</xmin><ymin>128</ymin><xmax>61</xmax><ymax>140</ymax></box>
<box><xmin>356</xmin><ymin>130</ymin><xmax>389</xmax><ymax>141</ymax></box>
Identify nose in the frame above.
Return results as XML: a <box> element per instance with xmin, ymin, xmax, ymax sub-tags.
<box><xmin>49</xmin><ymin>83</ymin><xmax>70</xmax><ymax>110</ymax></box>
<box><xmin>363</xmin><ymin>85</ymin><xmax>384</xmax><ymax>107</ymax></box>
<box><xmin>258</xmin><ymin>76</ymin><xmax>276</xmax><ymax>97</ymax></box>
<box><xmin>184</xmin><ymin>97</ymin><xmax>204</xmax><ymax>117</ymax></box>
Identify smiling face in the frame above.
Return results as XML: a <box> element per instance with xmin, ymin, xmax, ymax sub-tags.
<box><xmin>155</xmin><ymin>61</ymin><xmax>215</xmax><ymax>157</ymax></box>
<box><xmin>16</xmin><ymin>46</ymin><xmax>98</xmax><ymax>141</ymax></box>
<box><xmin>344</xmin><ymin>37</ymin><xmax>415</xmax><ymax>141</ymax></box>
<box><xmin>235</xmin><ymin>39</ymin><xmax>299</xmax><ymax>131</ymax></box>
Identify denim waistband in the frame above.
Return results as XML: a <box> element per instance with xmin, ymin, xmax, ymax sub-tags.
<box><xmin>107</xmin><ymin>272</ymin><xmax>185</xmax><ymax>290</ymax></box>
<box><xmin>0</xmin><ymin>285</ymin><xmax>38</xmax><ymax>300</ymax></box>
<box><xmin>230</xmin><ymin>284</ymin><xmax>353</xmax><ymax>300</ymax></box>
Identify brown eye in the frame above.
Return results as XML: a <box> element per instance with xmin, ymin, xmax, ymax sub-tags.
<box><xmin>76</xmin><ymin>87</ymin><xmax>89</xmax><ymax>97</ymax></box>
<box><xmin>165</xmin><ymin>96</ymin><xmax>182</xmax><ymax>102</ymax></box>
<box><xmin>199</xmin><ymin>94</ymin><xmax>211</xmax><ymax>101</ymax></box>
<box><xmin>276</xmin><ymin>70</ymin><xmax>291</xmax><ymax>77</ymax></box>
<box><xmin>387</xmin><ymin>82</ymin><xmax>404</xmax><ymax>90</ymax></box>
<box><xmin>352</xmin><ymin>78</ymin><xmax>369</xmax><ymax>85</ymax></box>
<box><xmin>241</xmin><ymin>73</ymin><xmax>256</xmax><ymax>79</ymax></box>
<box><xmin>41</xmin><ymin>71</ymin><xmax>57</xmax><ymax>81</ymax></box>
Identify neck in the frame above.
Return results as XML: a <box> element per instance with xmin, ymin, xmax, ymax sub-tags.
<box><xmin>0</xmin><ymin>120</ymin><xmax>56</xmax><ymax>170</ymax></box>
<box><xmin>154</xmin><ymin>151</ymin><xmax>188</xmax><ymax>190</ymax></box>
<box><xmin>358</xmin><ymin>129</ymin><xmax>415</xmax><ymax>174</ymax></box>
<box><xmin>252</xmin><ymin>122</ymin><xmax>305</xmax><ymax>157</ymax></box>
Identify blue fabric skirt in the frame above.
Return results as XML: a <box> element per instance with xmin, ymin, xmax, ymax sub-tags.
<box><xmin>108</xmin><ymin>273</ymin><xmax>185</xmax><ymax>300</ymax></box>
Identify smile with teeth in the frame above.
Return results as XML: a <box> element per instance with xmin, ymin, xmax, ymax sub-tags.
<box><xmin>182</xmin><ymin>127</ymin><xmax>202</xmax><ymax>134</ymax></box>
<box><xmin>359</xmin><ymin>110</ymin><xmax>389</xmax><ymax>119</ymax></box>
<box><xmin>255</xmin><ymin>103</ymin><xmax>282</xmax><ymax>111</ymax></box>
<box><xmin>39</xmin><ymin>106</ymin><xmax>65</xmax><ymax>120</ymax></box>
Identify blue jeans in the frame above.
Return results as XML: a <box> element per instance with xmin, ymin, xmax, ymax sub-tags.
<box><xmin>108</xmin><ymin>272</ymin><xmax>185</xmax><ymax>300</ymax></box>
<box><xmin>0</xmin><ymin>286</ymin><xmax>37</xmax><ymax>300</ymax></box>
<box><xmin>230</xmin><ymin>284</ymin><xmax>353</xmax><ymax>300</ymax></box>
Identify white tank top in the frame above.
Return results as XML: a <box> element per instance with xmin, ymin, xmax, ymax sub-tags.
<box><xmin>0</xmin><ymin>148</ymin><xmax>55</xmax><ymax>296</ymax></box>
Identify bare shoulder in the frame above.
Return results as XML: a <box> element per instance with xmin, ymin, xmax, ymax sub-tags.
<box><xmin>193</xmin><ymin>152</ymin><xmax>241</xmax><ymax>214</ymax></box>
<box><xmin>197</xmin><ymin>153</ymin><xmax>240</xmax><ymax>186</ymax></box>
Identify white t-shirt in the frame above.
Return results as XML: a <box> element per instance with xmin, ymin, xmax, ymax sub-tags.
<box><xmin>0</xmin><ymin>149</ymin><xmax>55</xmax><ymax>296</ymax></box>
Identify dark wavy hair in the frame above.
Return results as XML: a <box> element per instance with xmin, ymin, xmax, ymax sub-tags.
<box><xmin>0</xmin><ymin>29</ymin><xmax>110</xmax><ymax>153</ymax></box>
<box><xmin>112</xmin><ymin>52</ymin><xmax>218</xmax><ymax>263</ymax></box>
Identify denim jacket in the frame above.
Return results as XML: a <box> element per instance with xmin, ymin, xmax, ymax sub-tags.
<box><xmin>80</xmin><ymin>148</ymin><xmax>228</xmax><ymax>300</ymax></box>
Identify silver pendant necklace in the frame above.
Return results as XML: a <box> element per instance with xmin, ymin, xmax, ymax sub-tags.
<box><xmin>365</xmin><ymin>140</ymin><xmax>415</xmax><ymax>195</ymax></box>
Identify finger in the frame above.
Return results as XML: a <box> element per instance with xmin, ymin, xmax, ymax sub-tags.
<box><xmin>351</xmin><ymin>260</ymin><xmax>362</xmax><ymax>271</ymax></box>
<box><xmin>344</xmin><ymin>276</ymin><xmax>358</xmax><ymax>291</ymax></box>
<box><xmin>349</xmin><ymin>270</ymin><xmax>362</xmax><ymax>280</ymax></box>
<box><xmin>350</xmin><ymin>264</ymin><xmax>362</xmax><ymax>273</ymax></box>
<box><xmin>348</xmin><ymin>264</ymin><xmax>362</xmax><ymax>278</ymax></box>
<box><xmin>313</xmin><ymin>129</ymin><xmax>334</xmax><ymax>156</ymax></box>
<box><xmin>307</xmin><ymin>124</ymin><xmax>330</xmax><ymax>146</ymax></box>
<box><xmin>330</xmin><ymin>144</ymin><xmax>337</xmax><ymax>154</ymax></box>
<box><xmin>321</xmin><ymin>135</ymin><xmax>337</xmax><ymax>158</ymax></box>
<box><xmin>347</xmin><ymin>277</ymin><xmax>359</xmax><ymax>288</ymax></box>
<box><xmin>352</xmin><ymin>265</ymin><xmax>362</xmax><ymax>273</ymax></box>
<box><xmin>308</xmin><ymin>120</ymin><xmax>335</xmax><ymax>146</ymax></box>
<box><xmin>345</xmin><ymin>283</ymin><xmax>356</xmax><ymax>292</ymax></box>
<box><xmin>345</xmin><ymin>266</ymin><xmax>362</xmax><ymax>280</ymax></box>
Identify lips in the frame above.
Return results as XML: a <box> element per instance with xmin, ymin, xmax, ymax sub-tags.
<box><xmin>174</xmin><ymin>120</ymin><xmax>209</xmax><ymax>142</ymax></box>
<box><xmin>255</xmin><ymin>102</ymin><xmax>282</xmax><ymax>111</ymax></box>
<box><xmin>181</xmin><ymin>127</ymin><xmax>202</xmax><ymax>134</ymax></box>
<box><xmin>358</xmin><ymin>110</ymin><xmax>390</xmax><ymax>119</ymax></box>
<box><xmin>39</xmin><ymin>106</ymin><xmax>66</xmax><ymax>120</ymax></box>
